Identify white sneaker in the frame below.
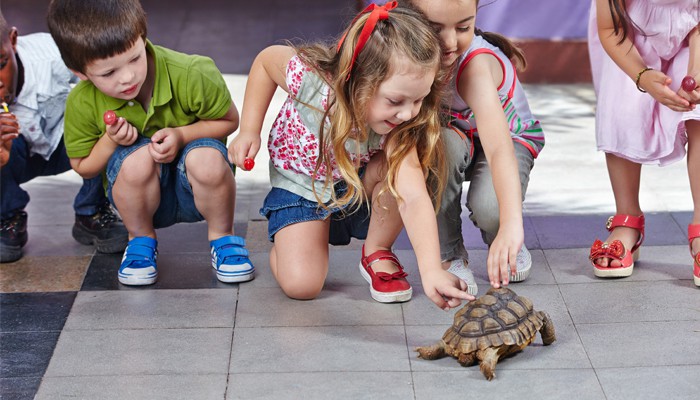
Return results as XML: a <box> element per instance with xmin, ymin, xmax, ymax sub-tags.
<box><xmin>511</xmin><ymin>245</ymin><xmax>532</xmax><ymax>282</ymax></box>
<box><xmin>446</xmin><ymin>259</ymin><xmax>478</xmax><ymax>295</ymax></box>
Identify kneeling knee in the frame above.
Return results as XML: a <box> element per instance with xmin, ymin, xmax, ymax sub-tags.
<box><xmin>278</xmin><ymin>279</ymin><xmax>324</xmax><ymax>300</ymax></box>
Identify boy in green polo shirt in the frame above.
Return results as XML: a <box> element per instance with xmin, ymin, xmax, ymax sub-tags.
<box><xmin>47</xmin><ymin>0</ymin><xmax>254</xmax><ymax>286</ymax></box>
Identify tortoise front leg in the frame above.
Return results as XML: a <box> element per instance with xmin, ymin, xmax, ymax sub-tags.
<box><xmin>476</xmin><ymin>348</ymin><xmax>500</xmax><ymax>380</ymax></box>
<box><xmin>415</xmin><ymin>342</ymin><xmax>447</xmax><ymax>360</ymax></box>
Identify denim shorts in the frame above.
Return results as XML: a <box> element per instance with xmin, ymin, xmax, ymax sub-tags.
<box><xmin>260</xmin><ymin>185</ymin><xmax>370</xmax><ymax>246</ymax></box>
<box><xmin>106</xmin><ymin>136</ymin><xmax>232</xmax><ymax>229</ymax></box>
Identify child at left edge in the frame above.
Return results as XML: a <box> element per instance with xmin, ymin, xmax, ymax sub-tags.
<box><xmin>47</xmin><ymin>0</ymin><xmax>254</xmax><ymax>286</ymax></box>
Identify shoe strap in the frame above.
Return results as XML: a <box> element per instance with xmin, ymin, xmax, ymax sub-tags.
<box><xmin>688</xmin><ymin>224</ymin><xmax>700</xmax><ymax>244</ymax></box>
<box><xmin>606</xmin><ymin>214</ymin><xmax>645</xmax><ymax>251</ymax></box>
<box><xmin>123</xmin><ymin>237</ymin><xmax>158</xmax><ymax>266</ymax></box>
<box><xmin>361</xmin><ymin>245</ymin><xmax>403</xmax><ymax>271</ymax></box>
<box><xmin>211</xmin><ymin>235</ymin><xmax>249</xmax><ymax>265</ymax></box>
<box><xmin>211</xmin><ymin>235</ymin><xmax>246</xmax><ymax>248</ymax></box>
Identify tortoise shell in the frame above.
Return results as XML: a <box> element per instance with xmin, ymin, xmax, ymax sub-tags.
<box><xmin>443</xmin><ymin>287</ymin><xmax>546</xmax><ymax>354</ymax></box>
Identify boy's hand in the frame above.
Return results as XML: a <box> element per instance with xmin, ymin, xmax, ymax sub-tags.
<box><xmin>228</xmin><ymin>131</ymin><xmax>261</xmax><ymax>171</ymax></box>
<box><xmin>487</xmin><ymin>223</ymin><xmax>523</xmax><ymax>289</ymax></box>
<box><xmin>148</xmin><ymin>127</ymin><xmax>183</xmax><ymax>164</ymax></box>
<box><xmin>0</xmin><ymin>111</ymin><xmax>19</xmax><ymax>167</ymax></box>
<box><xmin>421</xmin><ymin>268</ymin><xmax>475</xmax><ymax>311</ymax></box>
<box><xmin>105</xmin><ymin>116</ymin><xmax>139</xmax><ymax>146</ymax></box>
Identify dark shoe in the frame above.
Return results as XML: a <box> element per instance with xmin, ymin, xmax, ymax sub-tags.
<box><xmin>1</xmin><ymin>210</ymin><xmax>28</xmax><ymax>263</ymax></box>
<box><xmin>72</xmin><ymin>203</ymin><xmax>128</xmax><ymax>253</ymax></box>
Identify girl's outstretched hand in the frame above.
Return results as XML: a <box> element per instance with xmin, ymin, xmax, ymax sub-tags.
<box><xmin>228</xmin><ymin>131</ymin><xmax>261</xmax><ymax>171</ymax></box>
<box><xmin>641</xmin><ymin>70</ymin><xmax>694</xmax><ymax>112</ymax></box>
<box><xmin>421</xmin><ymin>268</ymin><xmax>475</xmax><ymax>311</ymax></box>
<box><xmin>487</xmin><ymin>223</ymin><xmax>523</xmax><ymax>289</ymax></box>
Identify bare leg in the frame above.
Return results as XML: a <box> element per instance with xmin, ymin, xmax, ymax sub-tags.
<box><xmin>270</xmin><ymin>219</ymin><xmax>330</xmax><ymax>300</ymax></box>
<box><xmin>362</xmin><ymin>152</ymin><xmax>403</xmax><ymax>273</ymax></box>
<box><xmin>185</xmin><ymin>148</ymin><xmax>235</xmax><ymax>241</ymax></box>
<box><xmin>112</xmin><ymin>146</ymin><xmax>159</xmax><ymax>239</ymax></box>
<box><xmin>686</xmin><ymin>120</ymin><xmax>700</xmax><ymax>255</ymax></box>
<box><xmin>594</xmin><ymin>153</ymin><xmax>643</xmax><ymax>267</ymax></box>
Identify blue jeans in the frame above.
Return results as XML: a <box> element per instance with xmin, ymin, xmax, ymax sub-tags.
<box><xmin>437</xmin><ymin>127</ymin><xmax>535</xmax><ymax>262</ymax></box>
<box><xmin>106</xmin><ymin>136</ymin><xmax>231</xmax><ymax>229</ymax></box>
<box><xmin>0</xmin><ymin>135</ymin><xmax>105</xmax><ymax>219</ymax></box>
<box><xmin>260</xmin><ymin>186</ymin><xmax>370</xmax><ymax>246</ymax></box>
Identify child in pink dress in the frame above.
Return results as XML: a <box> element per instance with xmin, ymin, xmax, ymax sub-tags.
<box><xmin>588</xmin><ymin>0</ymin><xmax>700</xmax><ymax>286</ymax></box>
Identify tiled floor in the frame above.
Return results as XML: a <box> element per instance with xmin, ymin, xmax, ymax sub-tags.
<box><xmin>2</xmin><ymin>1</ymin><xmax>700</xmax><ymax>399</ymax></box>
<box><xmin>2</xmin><ymin>78</ymin><xmax>699</xmax><ymax>400</ymax></box>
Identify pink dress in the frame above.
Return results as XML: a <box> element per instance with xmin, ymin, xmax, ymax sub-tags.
<box><xmin>588</xmin><ymin>0</ymin><xmax>700</xmax><ymax>165</ymax></box>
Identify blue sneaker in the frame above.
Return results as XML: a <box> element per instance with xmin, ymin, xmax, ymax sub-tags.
<box><xmin>210</xmin><ymin>235</ymin><xmax>254</xmax><ymax>283</ymax></box>
<box><xmin>118</xmin><ymin>237</ymin><xmax>158</xmax><ymax>286</ymax></box>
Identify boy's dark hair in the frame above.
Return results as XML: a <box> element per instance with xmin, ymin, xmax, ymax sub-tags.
<box><xmin>47</xmin><ymin>0</ymin><xmax>147</xmax><ymax>73</ymax></box>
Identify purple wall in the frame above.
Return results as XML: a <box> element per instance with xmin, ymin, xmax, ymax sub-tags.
<box><xmin>363</xmin><ymin>0</ymin><xmax>590</xmax><ymax>40</ymax></box>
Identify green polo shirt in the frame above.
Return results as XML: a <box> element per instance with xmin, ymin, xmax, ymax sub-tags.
<box><xmin>64</xmin><ymin>40</ymin><xmax>232</xmax><ymax>158</ymax></box>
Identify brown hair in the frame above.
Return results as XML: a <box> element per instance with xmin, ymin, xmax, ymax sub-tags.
<box><xmin>296</xmin><ymin>5</ymin><xmax>448</xmax><ymax>210</ymax></box>
<box><xmin>403</xmin><ymin>0</ymin><xmax>527</xmax><ymax>70</ymax></box>
<box><xmin>47</xmin><ymin>0</ymin><xmax>147</xmax><ymax>73</ymax></box>
<box><xmin>475</xmin><ymin>27</ymin><xmax>527</xmax><ymax>71</ymax></box>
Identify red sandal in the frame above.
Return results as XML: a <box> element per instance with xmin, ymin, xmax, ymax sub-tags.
<box><xmin>359</xmin><ymin>245</ymin><xmax>412</xmax><ymax>303</ymax></box>
<box><xmin>589</xmin><ymin>214</ymin><xmax>645</xmax><ymax>278</ymax></box>
<box><xmin>687</xmin><ymin>224</ymin><xmax>700</xmax><ymax>287</ymax></box>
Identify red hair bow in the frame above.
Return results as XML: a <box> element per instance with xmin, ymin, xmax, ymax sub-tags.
<box><xmin>338</xmin><ymin>1</ymin><xmax>398</xmax><ymax>80</ymax></box>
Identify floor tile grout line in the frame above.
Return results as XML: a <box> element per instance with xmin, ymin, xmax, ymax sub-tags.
<box><xmin>223</xmin><ymin>286</ymin><xmax>241</xmax><ymax>399</ymax></box>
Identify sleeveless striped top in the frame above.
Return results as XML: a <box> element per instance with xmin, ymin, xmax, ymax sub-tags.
<box><xmin>446</xmin><ymin>34</ymin><xmax>544</xmax><ymax>157</ymax></box>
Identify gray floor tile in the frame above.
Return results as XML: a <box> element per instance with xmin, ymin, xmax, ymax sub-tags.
<box><xmin>226</xmin><ymin>372</ymin><xmax>414</xmax><ymax>400</ymax></box>
<box><xmin>230</xmin><ymin>326</ymin><xmax>409</xmax><ymax>373</ymax></box>
<box><xmin>45</xmin><ymin>328</ymin><xmax>232</xmax><ymax>376</ymax></box>
<box><xmin>65</xmin><ymin>289</ymin><xmax>237</xmax><ymax>330</ymax></box>
<box><xmin>577</xmin><ymin>321</ymin><xmax>700</xmax><ymax>368</ymax></box>
<box><xmin>412</xmin><ymin>369</ymin><xmax>605</xmax><ymax>400</ymax></box>
<box><xmin>597</xmin><ymin>365</ymin><xmax>700</xmax><ymax>400</ymax></box>
<box><xmin>36</xmin><ymin>374</ymin><xmax>227</xmax><ymax>400</ymax></box>
<box><xmin>560</xmin><ymin>280</ymin><xmax>700</xmax><ymax>324</ymax></box>
<box><xmin>236</xmin><ymin>286</ymin><xmax>403</xmax><ymax>328</ymax></box>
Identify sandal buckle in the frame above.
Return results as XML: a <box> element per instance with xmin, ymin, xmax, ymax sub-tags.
<box><xmin>605</xmin><ymin>216</ymin><xmax>614</xmax><ymax>230</ymax></box>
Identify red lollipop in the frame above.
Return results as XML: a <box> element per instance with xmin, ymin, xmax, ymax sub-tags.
<box><xmin>243</xmin><ymin>158</ymin><xmax>255</xmax><ymax>171</ymax></box>
<box><xmin>682</xmin><ymin>76</ymin><xmax>697</xmax><ymax>92</ymax></box>
<box><xmin>103</xmin><ymin>110</ymin><xmax>117</xmax><ymax>125</ymax></box>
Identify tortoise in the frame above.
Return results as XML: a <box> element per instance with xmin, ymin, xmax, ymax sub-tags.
<box><xmin>416</xmin><ymin>287</ymin><xmax>556</xmax><ymax>380</ymax></box>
